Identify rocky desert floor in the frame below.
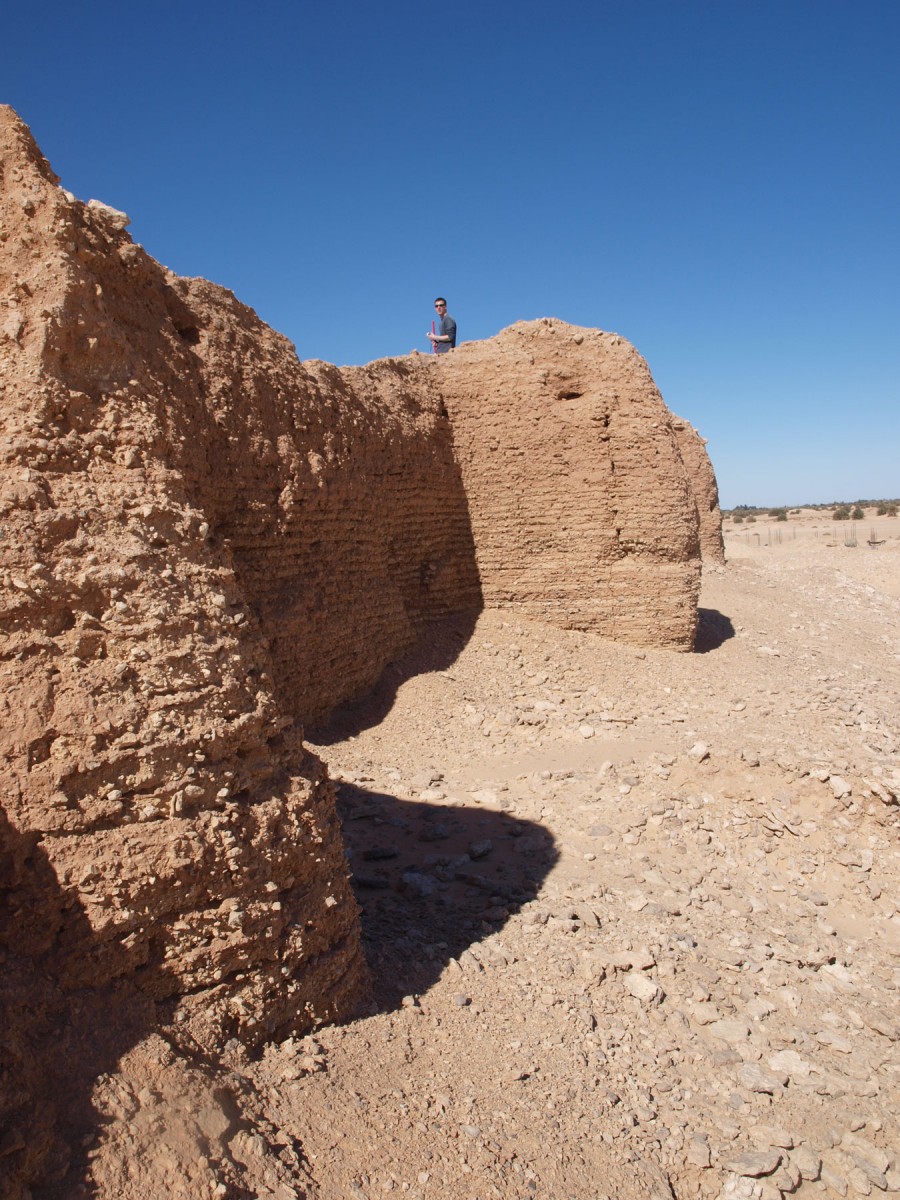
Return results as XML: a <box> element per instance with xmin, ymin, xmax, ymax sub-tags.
<box><xmin>80</xmin><ymin>511</ymin><xmax>900</xmax><ymax>1200</ymax></box>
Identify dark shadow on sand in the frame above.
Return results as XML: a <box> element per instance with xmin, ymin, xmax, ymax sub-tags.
<box><xmin>0</xmin><ymin>809</ymin><xmax>158</xmax><ymax>1200</ymax></box>
<box><xmin>694</xmin><ymin>607</ymin><xmax>735</xmax><ymax>654</ymax></box>
<box><xmin>332</xmin><ymin>782</ymin><xmax>559</xmax><ymax>1012</ymax></box>
<box><xmin>308</xmin><ymin>611</ymin><xmax>480</xmax><ymax>745</ymax></box>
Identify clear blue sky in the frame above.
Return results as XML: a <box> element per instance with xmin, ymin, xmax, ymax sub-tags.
<box><xmin>5</xmin><ymin>1</ymin><xmax>898</xmax><ymax>508</ymax></box>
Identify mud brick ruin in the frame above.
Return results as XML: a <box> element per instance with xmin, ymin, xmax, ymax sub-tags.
<box><xmin>0</xmin><ymin>105</ymin><xmax>722</xmax><ymax>1194</ymax></box>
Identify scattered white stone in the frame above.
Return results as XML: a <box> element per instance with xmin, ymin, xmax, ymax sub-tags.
<box><xmin>738</xmin><ymin>1063</ymin><xmax>787</xmax><ymax>1093</ymax></box>
<box><xmin>709</xmin><ymin>1019</ymin><xmax>751</xmax><ymax>1044</ymax></box>
<box><xmin>789</xmin><ymin>1146</ymin><xmax>822</xmax><ymax>1181</ymax></box>
<box><xmin>624</xmin><ymin>971</ymin><xmax>664</xmax><ymax>1005</ymax></box>
<box><xmin>725</xmin><ymin>1150</ymin><xmax>782</xmax><ymax>1177</ymax></box>
<box><xmin>768</xmin><ymin>1050</ymin><xmax>812</xmax><ymax>1078</ymax></box>
<box><xmin>419</xmin><ymin>787</ymin><xmax>446</xmax><ymax>801</ymax></box>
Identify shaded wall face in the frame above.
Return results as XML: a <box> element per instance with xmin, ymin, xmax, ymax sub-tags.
<box><xmin>434</xmin><ymin>321</ymin><xmax>703</xmax><ymax>649</ymax></box>
<box><xmin>171</xmin><ymin>280</ymin><xmax>483</xmax><ymax>728</ymax></box>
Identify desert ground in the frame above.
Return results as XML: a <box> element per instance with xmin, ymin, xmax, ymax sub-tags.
<box><xmin>77</xmin><ymin>509</ymin><xmax>899</xmax><ymax>1200</ymax></box>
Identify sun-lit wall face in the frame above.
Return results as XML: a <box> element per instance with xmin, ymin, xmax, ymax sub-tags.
<box><xmin>0</xmin><ymin>105</ymin><xmax>367</xmax><ymax>1070</ymax></box>
<box><xmin>435</xmin><ymin>319</ymin><xmax>708</xmax><ymax>650</ymax></box>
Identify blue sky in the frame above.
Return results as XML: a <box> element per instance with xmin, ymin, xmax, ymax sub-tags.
<box><xmin>4</xmin><ymin>0</ymin><xmax>898</xmax><ymax>508</ymax></box>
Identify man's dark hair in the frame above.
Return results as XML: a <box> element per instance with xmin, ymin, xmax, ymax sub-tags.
<box><xmin>435</xmin><ymin>297</ymin><xmax>447</xmax><ymax>305</ymax></box>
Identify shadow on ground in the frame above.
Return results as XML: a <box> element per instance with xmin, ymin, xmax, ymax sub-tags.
<box><xmin>0</xmin><ymin>808</ymin><xmax>157</xmax><ymax>1200</ymax></box>
<box><xmin>694</xmin><ymin>607</ymin><xmax>735</xmax><ymax>654</ymax></box>
<box><xmin>308</xmin><ymin>611</ymin><xmax>480</xmax><ymax>745</ymax></box>
<box><xmin>333</xmin><ymin>782</ymin><xmax>558</xmax><ymax>1011</ymax></box>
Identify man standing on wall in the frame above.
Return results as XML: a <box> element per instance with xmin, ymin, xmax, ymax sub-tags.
<box><xmin>427</xmin><ymin>297</ymin><xmax>456</xmax><ymax>353</ymax></box>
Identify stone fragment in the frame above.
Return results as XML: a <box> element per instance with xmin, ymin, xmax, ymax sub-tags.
<box><xmin>738</xmin><ymin>1063</ymin><xmax>788</xmax><ymax>1093</ymax></box>
<box><xmin>708</xmin><ymin>1019</ymin><xmax>751</xmax><ymax>1044</ymax></box>
<box><xmin>753</xmin><ymin>1127</ymin><xmax>793</xmax><ymax>1150</ymax></box>
<box><xmin>768</xmin><ymin>1050</ymin><xmax>813</xmax><ymax>1078</ymax></box>
<box><xmin>788</xmin><ymin>1146</ymin><xmax>821</xmax><ymax>1181</ymax></box>
<box><xmin>624</xmin><ymin>972</ymin><xmax>664</xmax><ymax>1005</ymax></box>
<box><xmin>840</xmin><ymin>1133</ymin><xmax>891</xmax><ymax>1179</ymax></box>
<box><xmin>400</xmin><ymin>871</ymin><xmax>436</xmax><ymax>898</ymax></box>
<box><xmin>862</xmin><ymin>1008</ymin><xmax>899</xmax><ymax>1041</ymax></box>
<box><xmin>820</xmin><ymin>1162</ymin><xmax>848</xmax><ymax>1196</ymax></box>
<box><xmin>685</xmin><ymin>1136</ymin><xmax>712</xmax><ymax>1168</ymax></box>
<box><xmin>470</xmin><ymin>789</ymin><xmax>500</xmax><ymax>807</ymax></box>
<box><xmin>469</xmin><ymin>839</ymin><xmax>493</xmax><ymax>860</ymax></box>
<box><xmin>691</xmin><ymin>1003</ymin><xmax>720</xmax><ymax>1025</ymax></box>
<box><xmin>725</xmin><ymin>1150</ymin><xmax>782</xmax><ymax>1177</ymax></box>
<box><xmin>86</xmin><ymin>197</ymin><xmax>131</xmax><ymax>229</ymax></box>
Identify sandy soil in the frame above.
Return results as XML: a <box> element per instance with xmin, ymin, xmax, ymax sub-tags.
<box><xmin>79</xmin><ymin>510</ymin><xmax>900</xmax><ymax>1200</ymax></box>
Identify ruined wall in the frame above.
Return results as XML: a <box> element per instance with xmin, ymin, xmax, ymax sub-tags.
<box><xmin>0</xmin><ymin>103</ymin><xmax>728</xmax><ymax>1199</ymax></box>
<box><xmin>0</xmin><ymin>103</ymin><xmax>723</xmax><ymax>1069</ymax></box>
<box><xmin>430</xmin><ymin>320</ymin><xmax>703</xmax><ymax>649</ymax></box>
<box><xmin>0</xmin><ymin>106</ymin><xmax>375</xmax><ymax>1071</ymax></box>
<box><xmin>171</xmin><ymin>278</ymin><xmax>481</xmax><ymax>727</ymax></box>
<box><xmin>672</xmin><ymin>416</ymin><xmax>726</xmax><ymax>565</ymax></box>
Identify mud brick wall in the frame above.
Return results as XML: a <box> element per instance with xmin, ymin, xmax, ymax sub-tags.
<box><xmin>432</xmin><ymin>320</ymin><xmax>703</xmax><ymax>649</ymax></box>
<box><xmin>0</xmin><ymin>107</ymin><xmax>366</xmax><ymax>1066</ymax></box>
<box><xmin>0</xmin><ymin>102</ymin><xmax>721</xmax><ymax>1067</ymax></box>
<box><xmin>0</xmin><ymin>101</ymin><xmax>727</xmax><ymax>1200</ymax></box>
<box><xmin>672</xmin><ymin>416</ymin><xmax>726</xmax><ymax>566</ymax></box>
<box><xmin>173</xmin><ymin>277</ymin><xmax>482</xmax><ymax>728</ymax></box>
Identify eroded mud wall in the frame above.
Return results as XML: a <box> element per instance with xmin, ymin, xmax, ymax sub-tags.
<box><xmin>672</xmin><ymin>416</ymin><xmax>726</xmax><ymax>566</ymax></box>
<box><xmin>431</xmin><ymin>321</ymin><xmax>703</xmax><ymax>649</ymax></box>
<box><xmin>170</xmin><ymin>278</ymin><xmax>482</xmax><ymax>727</ymax></box>
<box><xmin>0</xmin><ymin>105</ymin><xmax>368</xmax><ymax>1071</ymax></box>
<box><xmin>0</xmin><ymin>101</ymin><xmax>721</xmax><ymax>1054</ymax></box>
<box><xmin>0</xmin><ymin>104</ymin><xmax>728</xmax><ymax>1199</ymax></box>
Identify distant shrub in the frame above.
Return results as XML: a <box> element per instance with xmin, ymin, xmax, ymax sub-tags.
<box><xmin>876</xmin><ymin>504</ymin><xmax>898</xmax><ymax>517</ymax></box>
<box><xmin>746</xmin><ymin>515</ymin><xmax>757</xmax><ymax>523</ymax></box>
<box><xmin>732</xmin><ymin>514</ymin><xmax>744</xmax><ymax>524</ymax></box>
<box><xmin>851</xmin><ymin>506</ymin><xmax>865</xmax><ymax>520</ymax></box>
<box><xmin>769</xmin><ymin>508</ymin><xmax>788</xmax><ymax>521</ymax></box>
<box><xmin>833</xmin><ymin>507</ymin><xmax>851</xmax><ymax>521</ymax></box>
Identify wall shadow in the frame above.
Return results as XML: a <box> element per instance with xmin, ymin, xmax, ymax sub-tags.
<box><xmin>0</xmin><ymin>809</ymin><xmax>158</xmax><ymax>1200</ymax></box>
<box><xmin>308</xmin><ymin>611</ymin><xmax>480</xmax><ymax>745</ymax></box>
<box><xmin>693</xmin><ymin>607</ymin><xmax>735</xmax><ymax>654</ymax></box>
<box><xmin>332</xmin><ymin>782</ymin><xmax>558</xmax><ymax>1011</ymax></box>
